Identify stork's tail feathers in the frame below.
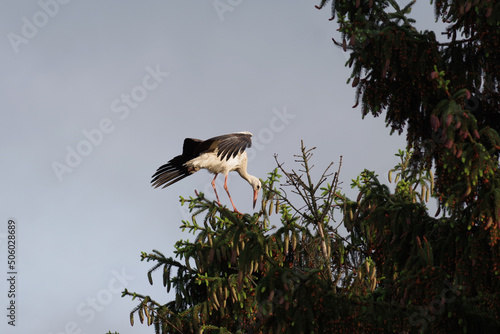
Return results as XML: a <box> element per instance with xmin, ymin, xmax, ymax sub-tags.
<box><xmin>151</xmin><ymin>155</ymin><xmax>196</xmax><ymax>188</ymax></box>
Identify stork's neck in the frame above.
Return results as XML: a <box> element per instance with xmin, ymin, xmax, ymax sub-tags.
<box><xmin>236</xmin><ymin>153</ymin><xmax>254</xmax><ymax>183</ymax></box>
<box><xmin>238</xmin><ymin>168</ymin><xmax>254</xmax><ymax>183</ymax></box>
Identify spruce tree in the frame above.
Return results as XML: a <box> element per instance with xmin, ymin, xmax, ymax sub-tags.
<box><xmin>122</xmin><ymin>1</ymin><xmax>500</xmax><ymax>332</ymax></box>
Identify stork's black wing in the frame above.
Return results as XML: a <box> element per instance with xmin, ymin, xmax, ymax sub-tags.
<box><xmin>151</xmin><ymin>138</ymin><xmax>203</xmax><ymax>188</ymax></box>
<box><xmin>151</xmin><ymin>156</ymin><xmax>194</xmax><ymax>188</ymax></box>
<box><xmin>196</xmin><ymin>132</ymin><xmax>253</xmax><ymax>161</ymax></box>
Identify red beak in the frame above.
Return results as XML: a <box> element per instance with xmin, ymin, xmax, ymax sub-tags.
<box><xmin>253</xmin><ymin>189</ymin><xmax>259</xmax><ymax>209</ymax></box>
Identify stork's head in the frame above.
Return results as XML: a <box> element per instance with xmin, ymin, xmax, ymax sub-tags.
<box><xmin>248</xmin><ymin>176</ymin><xmax>261</xmax><ymax>209</ymax></box>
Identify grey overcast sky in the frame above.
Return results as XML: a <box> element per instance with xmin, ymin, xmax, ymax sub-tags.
<box><xmin>0</xmin><ymin>1</ymin><xmax>444</xmax><ymax>333</ymax></box>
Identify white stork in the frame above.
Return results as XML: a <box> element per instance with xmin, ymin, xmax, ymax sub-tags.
<box><xmin>151</xmin><ymin>131</ymin><xmax>261</xmax><ymax>212</ymax></box>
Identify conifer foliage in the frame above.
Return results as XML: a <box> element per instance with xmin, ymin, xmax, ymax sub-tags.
<box><xmin>124</xmin><ymin>144</ymin><xmax>369</xmax><ymax>333</ymax></box>
<box><xmin>318</xmin><ymin>0</ymin><xmax>500</xmax><ymax>239</ymax></box>
<box><xmin>121</xmin><ymin>1</ymin><xmax>500</xmax><ymax>332</ymax></box>
<box><xmin>123</xmin><ymin>147</ymin><xmax>499</xmax><ymax>333</ymax></box>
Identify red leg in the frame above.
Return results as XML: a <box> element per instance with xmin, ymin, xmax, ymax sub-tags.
<box><xmin>223</xmin><ymin>174</ymin><xmax>239</xmax><ymax>213</ymax></box>
<box><xmin>211</xmin><ymin>174</ymin><xmax>221</xmax><ymax>206</ymax></box>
